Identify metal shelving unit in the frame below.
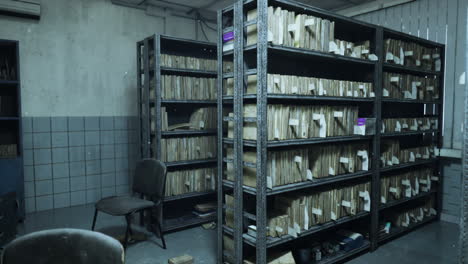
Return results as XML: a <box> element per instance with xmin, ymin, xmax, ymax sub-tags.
<box><xmin>137</xmin><ymin>35</ymin><xmax>218</xmax><ymax>232</ymax></box>
<box><xmin>217</xmin><ymin>1</ymin><xmax>445</xmax><ymax>263</ymax></box>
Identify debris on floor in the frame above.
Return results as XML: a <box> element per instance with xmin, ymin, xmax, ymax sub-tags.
<box><xmin>168</xmin><ymin>254</ymin><xmax>194</xmax><ymax>264</ymax></box>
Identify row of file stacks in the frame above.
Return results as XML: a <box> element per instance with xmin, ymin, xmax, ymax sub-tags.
<box><xmin>227</xmin><ymin>104</ymin><xmax>360</xmax><ymax>140</ymax></box>
<box><xmin>384</xmin><ymin>38</ymin><xmax>442</xmax><ymax>71</ymax></box>
<box><xmin>159</xmin><ymin>54</ymin><xmax>217</xmax><ymax>71</ymax></box>
<box><xmin>165</xmin><ymin>167</ymin><xmax>216</xmax><ymax>197</ymax></box>
<box><xmin>382</xmin><ymin>117</ymin><xmax>438</xmax><ymax>133</ymax></box>
<box><xmin>225</xmin><ymin>142</ymin><xmax>370</xmax><ymax>188</ymax></box>
<box><xmin>223</xmin><ymin>74</ymin><xmax>374</xmax><ymax>98</ymax></box>
<box><xmin>380</xmin><ymin>167</ymin><xmax>437</xmax><ymax>204</ymax></box>
<box><xmin>381</xmin><ymin>139</ymin><xmax>435</xmax><ymax>168</ymax></box>
<box><xmin>382</xmin><ymin>72</ymin><xmax>439</xmax><ymax>101</ymax></box>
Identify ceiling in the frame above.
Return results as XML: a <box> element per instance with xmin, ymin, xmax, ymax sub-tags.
<box><xmin>122</xmin><ymin>0</ymin><xmax>375</xmax><ymax>13</ymax></box>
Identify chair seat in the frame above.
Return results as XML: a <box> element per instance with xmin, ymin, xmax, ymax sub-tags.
<box><xmin>96</xmin><ymin>196</ymin><xmax>155</xmax><ymax>216</ymax></box>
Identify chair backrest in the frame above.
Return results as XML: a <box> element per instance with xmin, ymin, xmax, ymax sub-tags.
<box><xmin>0</xmin><ymin>228</ymin><xmax>124</xmax><ymax>264</ymax></box>
<box><xmin>132</xmin><ymin>159</ymin><xmax>167</xmax><ymax>200</ymax></box>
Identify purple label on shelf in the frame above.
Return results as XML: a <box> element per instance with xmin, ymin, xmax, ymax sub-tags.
<box><xmin>357</xmin><ymin>118</ymin><xmax>366</xmax><ymax>126</ymax></box>
<box><xmin>223</xmin><ymin>31</ymin><xmax>234</xmax><ymax>42</ymax></box>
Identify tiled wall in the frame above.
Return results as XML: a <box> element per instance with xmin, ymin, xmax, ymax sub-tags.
<box><xmin>22</xmin><ymin>116</ymin><xmax>139</xmax><ymax>213</ymax></box>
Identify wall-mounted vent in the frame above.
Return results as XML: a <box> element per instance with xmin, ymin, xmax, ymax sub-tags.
<box><xmin>0</xmin><ymin>0</ymin><xmax>41</xmax><ymax>20</ymax></box>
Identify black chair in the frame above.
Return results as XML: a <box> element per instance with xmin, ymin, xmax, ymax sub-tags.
<box><xmin>1</xmin><ymin>228</ymin><xmax>124</xmax><ymax>264</ymax></box>
<box><xmin>92</xmin><ymin>159</ymin><xmax>167</xmax><ymax>249</ymax></box>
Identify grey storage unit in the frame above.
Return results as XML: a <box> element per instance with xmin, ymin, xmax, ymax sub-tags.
<box><xmin>217</xmin><ymin>0</ymin><xmax>445</xmax><ymax>263</ymax></box>
<box><xmin>137</xmin><ymin>35</ymin><xmax>218</xmax><ymax>232</ymax></box>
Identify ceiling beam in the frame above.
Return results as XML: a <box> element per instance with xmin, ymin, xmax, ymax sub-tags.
<box><xmin>335</xmin><ymin>0</ymin><xmax>415</xmax><ymax>17</ymax></box>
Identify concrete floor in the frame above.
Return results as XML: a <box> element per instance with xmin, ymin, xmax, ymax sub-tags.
<box><xmin>16</xmin><ymin>204</ymin><xmax>458</xmax><ymax>264</ymax></box>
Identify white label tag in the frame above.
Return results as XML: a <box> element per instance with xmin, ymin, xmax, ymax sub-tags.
<box><xmin>340</xmin><ymin>157</ymin><xmax>349</xmax><ymax>163</ymax></box>
<box><xmin>433</xmin><ymin>53</ymin><xmax>440</xmax><ymax>59</ymax></box>
<box><xmin>199</xmin><ymin>121</ymin><xmax>205</xmax><ymax>129</ymax></box>
<box><xmin>329</xmin><ymin>167</ymin><xmax>335</xmax><ymax>176</ymax></box>
<box><xmin>410</xmin><ymin>152</ymin><xmax>416</xmax><ymax>162</ymax></box>
<box><xmin>396</xmin><ymin>121</ymin><xmax>402</xmax><ymax>132</ymax></box>
<box><xmin>331</xmin><ymin>211</ymin><xmax>337</xmax><ymax>220</ymax></box>
<box><xmin>294</xmin><ymin>156</ymin><xmax>302</xmax><ymax>164</ymax></box>
<box><xmin>389</xmin><ymin>187</ymin><xmax>398</xmax><ymax>193</ymax></box>
<box><xmin>346</xmin><ymin>91</ymin><xmax>353</xmax><ymax>97</ymax></box>
<box><xmin>312</xmin><ymin>113</ymin><xmax>322</xmax><ymax>121</ymax></box>
<box><xmin>386</xmin><ymin>52</ymin><xmax>394</xmax><ymax>61</ymax></box>
<box><xmin>267</xmin><ymin>176</ymin><xmax>273</xmax><ymax>189</ymax></box>
<box><xmin>381</xmin><ymin>196</ymin><xmax>386</xmax><ymax>204</ymax></box>
<box><xmin>289</xmin><ymin>119</ymin><xmax>299</xmax><ymax>126</ymax></box>
<box><xmin>319</xmin><ymin>115</ymin><xmax>326</xmax><ymax>138</ymax></box>
<box><xmin>329</xmin><ymin>41</ymin><xmax>338</xmax><ymax>53</ymax></box>
<box><xmin>369</xmin><ymin>54</ymin><xmax>378</xmax><ymax>61</ymax></box>
<box><xmin>312</xmin><ymin>208</ymin><xmax>322</xmax><ymax>216</ymax></box>
<box><xmin>309</xmin><ymin>83</ymin><xmax>315</xmax><ymax>91</ymax></box>
<box><xmin>383</xmin><ymin>89</ymin><xmax>389</xmax><ymax>97</ymax></box>
<box><xmin>305</xmin><ymin>18</ymin><xmax>315</xmax><ymax>26</ymax></box>
<box><xmin>370</xmin><ymin>92</ymin><xmax>375</xmax><ymax>97</ymax></box>
<box><xmin>291</xmin><ymin>86</ymin><xmax>298</xmax><ymax>94</ymax></box>
<box><xmin>404</xmin><ymin>51</ymin><xmax>414</xmax><ymax>56</ymax></box>
<box><xmin>334</xmin><ymin>111</ymin><xmax>343</xmax><ymax>118</ymax></box>
<box><xmin>307</xmin><ymin>169</ymin><xmax>313</xmax><ymax>180</ymax></box>
<box><xmin>416</xmin><ymin>59</ymin><xmax>421</xmax><ymax>66</ymax></box>
<box><xmin>392</xmin><ymin>156</ymin><xmax>400</xmax><ymax>165</ymax></box>
<box><xmin>427</xmin><ymin>86</ymin><xmax>434</xmax><ymax>91</ymax></box>
<box><xmin>287</xmin><ymin>23</ymin><xmax>298</xmax><ymax>32</ymax></box>
<box><xmin>405</xmin><ymin>187</ymin><xmax>412</xmax><ymax>198</ymax></box>
<box><xmin>423</xmin><ymin>54</ymin><xmax>431</xmax><ymax>60</ymax></box>
<box><xmin>390</xmin><ymin>76</ymin><xmax>399</xmax><ymax>83</ymax></box>
<box><xmin>431</xmin><ymin>176</ymin><xmax>439</xmax><ymax>181</ymax></box>
<box><xmin>342</xmin><ymin>200</ymin><xmax>351</xmax><ymax>207</ymax></box>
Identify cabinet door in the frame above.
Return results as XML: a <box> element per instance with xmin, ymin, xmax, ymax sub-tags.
<box><xmin>0</xmin><ymin>158</ymin><xmax>24</xmax><ymax>218</ymax></box>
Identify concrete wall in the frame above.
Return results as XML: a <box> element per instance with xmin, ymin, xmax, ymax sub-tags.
<box><xmin>354</xmin><ymin>0</ymin><xmax>465</xmax><ymax>222</ymax></box>
<box><xmin>0</xmin><ymin>0</ymin><xmax>217</xmax><ymax>213</ymax></box>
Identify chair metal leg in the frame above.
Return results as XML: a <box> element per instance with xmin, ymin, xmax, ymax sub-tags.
<box><xmin>91</xmin><ymin>209</ymin><xmax>98</xmax><ymax>231</ymax></box>
<box><xmin>158</xmin><ymin>222</ymin><xmax>166</xmax><ymax>249</ymax></box>
<box><xmin>139</xmin><ymin>211</ymin><xmax>144</xmax><ymax>226</ymax></box>
<box><xmin>123</xmin><ymin>215</ymin><xmax>132</xmax><ymax>249</ymax></box>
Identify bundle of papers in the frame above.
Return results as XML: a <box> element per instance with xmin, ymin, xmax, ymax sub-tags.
<box><xmin>160</xmin><ymin>136</ymin><xmax>216</xmax><ymax>162</ymax></box>
<box><xmin>382</xmin><ymin>117</ymin><xmax>438</xmax><ymax>133</ymax></box>
<box><xmin>161</xmin><ymin>75</ymin><xmax>216</xmax><ymax>100</ymax></box>
<box><xmin>385</xmin><ymin>38</ymin><xmax>442</xmax><ymax>71</ymax></box>
<box><xmin>246</xmin><ymin>6</ymin><xmax>374</xmax><ymax>60</ymax></box>
<box><xmin>165</xmin><ymin>167</ymin><xmax>216</xmax><ymax>196</ymax></box>
<box><xmin>380</xmin><ymin>167</ymin><xmax>436</xmax><ymax>204</ymax></box>
<box><xmin>160</xmin><ymin>54</ymin><xmax>216</xmax><ymax>71</ymax></box>
<box><xmin>383</xmin><ymin>72</ymin><xmax>439</xmax><ymax>101</ymax></box>
<box><xmin>227</xmin><ymin>104</ymin><xmax>359</xmax><ymax>140</ymax></box>
<box><xmin>381</xmin><ymin>139</ymin><xmax>435</xmax><ymax>167</ymax></box>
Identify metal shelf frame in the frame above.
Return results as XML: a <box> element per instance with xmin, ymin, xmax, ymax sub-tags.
<box><xmin>137</xmin><ymin>34</ymin><xmax>218</xmax><ymax>232</ymax></box>
<box><xmin>217</xmin><ymin>1</ymin><xmax>445</xmax><ymax>263</ymax></box>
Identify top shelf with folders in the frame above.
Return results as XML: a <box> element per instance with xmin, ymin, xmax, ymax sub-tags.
<box><xmin>137</xmin><ymin>35</ymin><xmax>218</xmax><ymax>232</ymax></box>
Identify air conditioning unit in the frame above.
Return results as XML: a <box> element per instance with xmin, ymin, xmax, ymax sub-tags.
<box><xmin>0</xmin><ymin>0</ymin><xmax>41</xmax><ymax>20</ymax></box>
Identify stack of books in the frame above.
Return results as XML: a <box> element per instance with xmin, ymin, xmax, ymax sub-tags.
<box><xmin>383</xmin><ymin>72</ymin><xmax>439</xmax><ymax>100</ymax></box>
